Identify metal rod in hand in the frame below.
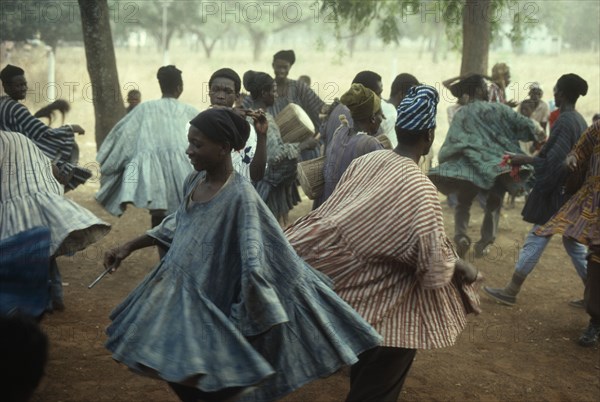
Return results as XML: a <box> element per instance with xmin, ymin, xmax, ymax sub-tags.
<box><xmin>88</xmin><ymin>267</ymin><xmax>113</xmax><ymax>289</ymax></box>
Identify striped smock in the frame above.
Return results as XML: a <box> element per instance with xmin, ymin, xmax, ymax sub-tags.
<box><xmin>0</xmin><ymin>96</ymin><xmax>90</xmax><ymax>190</ymax></box>
<box><xmin>95</xmin><ymin>98</ymin><xmax>199</xmax><ymax>216</ymax></box>
<box><xmin>0</xmin><ymin>131</ymin><xmax>110</xmax><ymax>256</ymax></box>
<box><xmin>286</xmin><ymin>150</ymin><xmax>481</xmax><ymax>349</ymax></box>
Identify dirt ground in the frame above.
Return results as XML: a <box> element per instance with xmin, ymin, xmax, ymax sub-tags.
<box><xmin>30</xmin><ymin>182</ymin><xmax>600</xmax><ymax>402</ymax></box>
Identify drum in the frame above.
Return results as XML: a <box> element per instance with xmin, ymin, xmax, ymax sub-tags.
<box><xmin>297</xmin><ymin>156</ymin><xmax>325</xmax><ymax>200</ymax></box>
<box><xmin>275</xmin><ymin>103</ymin><xmax>314</xmax><ymax>143</ymax></box>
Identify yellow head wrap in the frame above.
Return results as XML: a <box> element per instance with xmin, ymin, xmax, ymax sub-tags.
<box><xmin>340</xmin><ymin>83</ymin><xmax>381</xmax><ymax>121</ymax></box>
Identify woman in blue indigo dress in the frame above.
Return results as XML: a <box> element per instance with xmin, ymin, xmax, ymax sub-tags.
<box><xmin>102</xmin><ymin>108</ymin><xmax>381</xmax><ymax>402</ymax></box>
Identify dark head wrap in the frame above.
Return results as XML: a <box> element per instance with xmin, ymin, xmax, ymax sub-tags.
<box><xmin>450</xmin><ymin>74</ymin><xmax>485</xmax><ymax>99</ymax></box>
<box><xmin>243</xmin><ymin>70</ymin><xmax>274</xmax><ymax>99</ymax></box>
<box><xmin>0</xmin><ymin>64</ymin><xmax>25</xmax><ymax>84</ymax></box>
<box><xmin>352</xmin><ymin>71</ymin><xmax>382</xmax><ymax>95</ymax></box>
<box><xmin>340</xmin><ymin>84</ymin><xmax>381</xmax><ymax>121</ymax></box>
<box><xmin>189</xmin><ymin>108</ymin><xmax>250</xmax><ymax>151</ymax></box>
<box><xmin>556</xmin><ymin>73</ymin><xmax>588</xmax><ymax>103</ymax></box>
<box><xmin>273</xmin><ymin>50</ymin><xmax>295</xmax><ymax>65</ymax></box>
<box><xmin>396</xmin><ymin>85</ymin><xmax>439</xmax><ymax>130</ymax></box>
<box><xmin>209</xmin><ymin>68</ymin><xmax>241</xmax><ymax>94</ymax></box>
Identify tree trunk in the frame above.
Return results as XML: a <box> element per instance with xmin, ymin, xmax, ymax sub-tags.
<box><xmin>460</xmin><ymin>0</ymin><xmax>491</xmax><ymax>75</ymax></box>
<box><xmin>78</xmin><ymin>0</ymin><xmax>125</xmax><ymax>149</ymax></box>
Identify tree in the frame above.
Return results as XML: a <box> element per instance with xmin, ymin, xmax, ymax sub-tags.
<box><xmin>78</xmin><ymin>0</ymin><xmax>125</xmax><ymax>149</ymax></box>
<box><xmin>0</xmin><ymin>0</ymin><xmax>82</xmax><ymax>52</ymax></box>
<box><xmin>460</xmin><ymin>0</ymin><xmax>491</xmax><ymax>74</ymax></box>
<box><xmin>195</xmin><ymin>0</ymin><xmax>314</xmax><ymax>61</ymax></box>
<box><xmin>130</xmin><ymin>1</ymin><xmax>198</xmax><ymax>52</ymax></box>
<box><xmin>321</xmin><ymin>0</ymin><xmax>537</xmax><ymax>75</ymax></box>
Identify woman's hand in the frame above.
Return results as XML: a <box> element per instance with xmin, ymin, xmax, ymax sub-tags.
<box><xmin>251</xmin><ymin>109</ymin><xmax>268</xmax><ymax>137</ymax></box>
<box><xmin>51</xmin><ymin>164</ymin><xmax>73</xmax><ymax>185</ymax></box>
<box><xmin>455</xmin><ymin>259</ymin><xmax>479</xmax><ymax>284</ymax></box>
<box><xmin>566</xmin><ymin>154</ymin><xmax>578</xmax><ymax>171</ymax></box>
<box><xmin>104</xmin><ymin>246</ymin><xmax>132</xmax><ymax>273</ymax></box>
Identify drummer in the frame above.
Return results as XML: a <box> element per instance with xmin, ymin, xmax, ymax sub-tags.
<box><xmin>313</xmin><ymin>83</ymin><xmax>384</xmax><ymax>209</ymax></box>
<box><xmin>261</xmin><ymin>49</ymin><xmax>323</xmax><ymax>161</ymax></box>
<box><xmin>243</xmin><ymin>70</ymin><xmax>319</xmax><ymax>225</ymax></box>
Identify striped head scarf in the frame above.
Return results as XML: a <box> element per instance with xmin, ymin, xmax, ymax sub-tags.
<box><xmin>395</xmin><ymin>85</ymin><xmax>439</xmax><ymax>130</ymax></box>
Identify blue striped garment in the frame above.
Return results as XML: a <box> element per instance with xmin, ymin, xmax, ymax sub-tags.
<box><xmin>108</xmin><ymin>171</ymin><xmax>381</xmax><ymax>401</ymax></box>
<box><xmin>0</xmin><ymin>131</ymin><xmax>110</xmax><ymax>256</ymax></box>
<box><xmin>95</xmin><ymin>98</ymin><xmax>199</xmax><ymax>216</ymax></box>
<box><xmin>0</xmin><ymin>96</ymin><xmax>91</xmax><ymax>189</ymax></box>
<box><xmin>0</xmin><ymin>227</ymin><xmax>50</xmax><ymax>317</ymax></box>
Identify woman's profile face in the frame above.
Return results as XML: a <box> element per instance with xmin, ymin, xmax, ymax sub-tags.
<box><xmin>262</xmin><ymin>84</ymin><xmax>277</xmax><ymax>107</ymax></box>
<box><xmin>553</xmin><ymin>85</ymin><xmax>563</xmax><ymax>108</ymax></box>
<box><xmin>186</xmin><ymin>126</ymin><xmax>227</xmax><ymax>172</ymax></box>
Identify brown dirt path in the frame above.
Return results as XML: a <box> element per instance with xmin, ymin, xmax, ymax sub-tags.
<box><xmin>32</xmin><ymin>188</ymin><xmax>600</xmax><ymax>402</ymax></box>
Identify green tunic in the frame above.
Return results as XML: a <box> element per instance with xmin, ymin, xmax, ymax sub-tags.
<box><xmin>429</xmin><ymin>100</ymin><xmax>540</xmax><ymax>194</ymax></box>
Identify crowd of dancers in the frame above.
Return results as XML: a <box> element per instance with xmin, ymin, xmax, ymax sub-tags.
<box><xmin>0</xmin><ymin>50</ymin><xmax>598</xmax><ymax>401</ymax></box>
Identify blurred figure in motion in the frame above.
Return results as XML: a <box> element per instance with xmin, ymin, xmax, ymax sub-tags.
<box><xmin>0</xmin><ymin>64</ymin><xmax>89</xmax><ymax>190</ymax></box>
<box><xmin>484</xmin><ymin>73</ymin><xmax>589</xmax><ymax>307</ymax></box>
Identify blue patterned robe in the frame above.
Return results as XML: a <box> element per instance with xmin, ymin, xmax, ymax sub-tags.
<box><xmin>96</xmin><ymin>98</ymin><xmax>199</xmax><ymax>216</ymax></box>
<box><xmin>106</xmin><ymin>171</ymin><xmax>381</xmax><ymax>401</ymax></box>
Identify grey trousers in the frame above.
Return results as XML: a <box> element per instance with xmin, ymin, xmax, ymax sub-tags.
<box><xmin>454</xmin><ymin>180</ymin><xmax>505</xmax><ymax>248</ymax></box>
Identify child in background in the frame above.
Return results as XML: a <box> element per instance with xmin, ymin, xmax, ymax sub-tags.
<box><xmin>519</xmin><ymin>99</ymin><xmax>546</xmax><ymax>155</ymax></box>
<box><xmin>125</xmin><ymin>89</ymin><xmax>141</xmax><ymax>113</ymax></box>
<box><xmin>297</xmin><ymin>74</ymin><xmax>311</xmax><ymax>87</ymax></box>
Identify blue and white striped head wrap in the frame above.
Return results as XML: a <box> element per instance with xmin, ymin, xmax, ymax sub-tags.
<box><xmin>395</xmin><ymin>85</ymin><xmax>439</xmax><ymax>130</ymax></box>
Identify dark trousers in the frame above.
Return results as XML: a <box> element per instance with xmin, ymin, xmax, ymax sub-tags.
<box><xmin>49</xmin><ymin>258</ymin><xmax>63</xmax><ymax>305</ymax></box>
<box><xmin>150</xmin><ymin>212</ymin><xmax>168</xmax><ymax>259</ymax></box>
<box><xmin>168</xmin><ymin>382</ymin><xmax>244</xmax><ymax>402</ymax></box>
<box><xmin>345</xmin><ymin>347</ymin><xmax>417</xmax><ymax>402</ymax></box>
<box><xmin>585</xmin><ymin>255</ymin><xmax>600</xmax><ymax>326</ymax></box>
<box><xmin>454</xmin><ymin>181</ymin><xmax>504</xmax><ymax>249</ymax></box>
